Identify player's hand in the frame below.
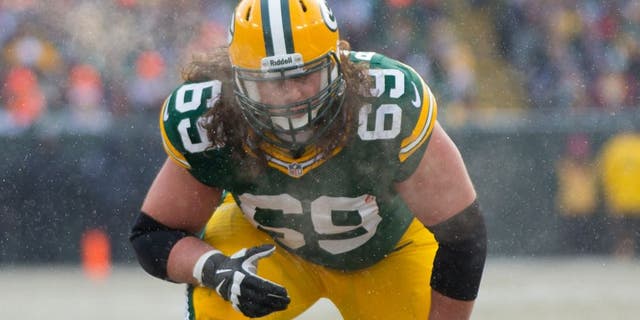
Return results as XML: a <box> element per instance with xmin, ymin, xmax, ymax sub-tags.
<box><xmin>200</xmin><ymin>245</ymin><xmax>290</xmax><ymax>318</ymax></box>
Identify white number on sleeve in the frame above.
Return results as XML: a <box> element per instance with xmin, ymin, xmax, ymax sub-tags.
<box><xmin>354</xmin><ymin>52</ymin><xmax>376</xmax><ymax>61</ymax></box>
<box><xmin>368</xmin><ymin>69</ymin><xmax>404</xmax><ymax>98</ymax></box>
<box><xmin>172</xmin><ymin>81</ymin><xmax>221</xmax><ymax>153</ymax></box>
<box><xmin>357</xmin><ymin>69</ymin><xmax>404</xmax><ymax>141</ymax></box>
<box><xmin>358</xmin><ymin>103</ymin><xmax>402</xmax><ymax>141</ymax></box>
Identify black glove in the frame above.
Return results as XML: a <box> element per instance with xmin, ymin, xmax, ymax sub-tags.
<box><xmin>198</xmin><ymin>245</ymin><xmax>290</xmax><ymax>318</ymax></box>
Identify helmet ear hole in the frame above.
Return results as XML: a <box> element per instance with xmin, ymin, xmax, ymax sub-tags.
<box><xmin>298</xmin><ymin>0</ymin><xmax>307</xmax><ymax>12</ymax></box>
<box><xmin>244</xmin><ymin>6</ymin><xmax>252</xmax><ymax>21</ymax></box>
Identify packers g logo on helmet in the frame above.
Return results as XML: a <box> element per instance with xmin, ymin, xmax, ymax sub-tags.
<box><xmin>229</xmin><ymin>0</ymin><xmax>346</xmax><ymax>152</ymax></box>
<box><xmin>319</xmin><ymin>0</ymin><xmax>337</xmax><ymax>31</ymax></box>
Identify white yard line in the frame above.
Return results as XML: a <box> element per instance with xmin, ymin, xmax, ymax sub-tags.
<box><xmin>0</xmin><ymin>257</ymin><xmax>639</xmax><ymax>320</ymax></box>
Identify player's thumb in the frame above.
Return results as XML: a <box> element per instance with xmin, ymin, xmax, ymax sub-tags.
<box><xmin>243</xmin><ymin>244</ymin><xmax>276</xmax><ymax>273</ymax></box>
<box><xmin>247</xmin><ymin>244</ymin><xmax>276</xmax><ymax>258</ymax></box>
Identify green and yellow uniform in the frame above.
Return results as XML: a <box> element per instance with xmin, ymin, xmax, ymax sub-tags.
<box><xmin>161</xmin><ymin>51</ymin><xmax>439</xmax><ymax>319</ymax></box>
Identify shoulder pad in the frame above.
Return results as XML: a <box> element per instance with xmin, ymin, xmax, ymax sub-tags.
<box><xmin>159</xmin><ymin>80</ymin><xmax>222</xmax><ymax>169</ymax></box>
<box><xmin>352</xmin><ymin>51</ymin><xmax>438</xmax><ymax>163</ymax></box>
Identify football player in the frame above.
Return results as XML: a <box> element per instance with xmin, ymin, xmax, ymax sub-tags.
<box><xmin>130</xmin><ymin>0</ymin><xmax>487</xmax><ymax>319</ymax></box>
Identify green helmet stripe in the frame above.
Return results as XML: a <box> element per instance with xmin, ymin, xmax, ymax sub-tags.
<box><xmin>261</xmin><ymin>0</ymin><xmax>295</xmax><ymax>57</ymax></box>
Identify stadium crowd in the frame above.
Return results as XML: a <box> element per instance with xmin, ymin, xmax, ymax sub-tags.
<box><xmin>2</xmin><ymin>0</ymin><xmax>639</xmax><ymax>135</ymax></box>
<box><xmin>0</xmin><ymin>0</ymin><xmax>475</xmax><ymax>135</ymax></box>
<box><xmin>495</xmin><ymin>0</ymin><xmax>640</xmax><ymax>111</ymax></box>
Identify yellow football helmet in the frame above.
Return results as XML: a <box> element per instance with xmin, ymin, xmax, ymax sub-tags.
<box><xmin>229</xmin><ymin>0</ymin><xmax>346</xmax><ymax>152</ymax></box>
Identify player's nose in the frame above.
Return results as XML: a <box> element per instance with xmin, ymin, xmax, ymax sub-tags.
<box><xmin>280</xmin><ymin>82</ymin><xmax>305</xmax><ymax>102</ymax></box>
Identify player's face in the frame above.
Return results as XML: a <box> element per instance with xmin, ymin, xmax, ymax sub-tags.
<box><xmin>233</xmin><ymin>53</ymin><xmax>343</xmax><ymax>148</ymax></box>
<box><xmin>255</xmin><ymin>70</ymin><xmax>322</xmax><ymax>108</ymax></box>
<box><xmin>255</xmin><ymin>70</ymin><xmax>324</xmax><ymax>136</ymax></box>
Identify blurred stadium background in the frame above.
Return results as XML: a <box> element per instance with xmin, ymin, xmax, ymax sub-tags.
<box><xmin>1</xmin><ymin>0</ymin><xmax>640</xmax><ymax>319</ymax></box>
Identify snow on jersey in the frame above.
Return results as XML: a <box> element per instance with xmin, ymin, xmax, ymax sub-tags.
<box><xmin>160</xmin><ymin>51</ymin><xmax>437</xmax><ymax>270</ymax></box>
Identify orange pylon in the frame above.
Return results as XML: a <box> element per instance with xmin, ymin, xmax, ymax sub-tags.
<box><xmin>81</xmin><ymin>228</ymin><xmax>112</xmax><ymax>280</ymax></box>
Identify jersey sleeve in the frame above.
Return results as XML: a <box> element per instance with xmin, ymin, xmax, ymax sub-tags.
<box><xmin>159</xmin><ymin>95</ymin><xmax>190</xmax><ymax>169</ymax></box>
<box><xmin>357</xmin><ymin>52</ymin><xmax>438</xmax><ymax>181</ymax></box>
<box><xmin>394</xmin><ymin>61</ymin><xmax>438</xmax><ymax>180</ymax></box>
<box><xmin>397</xmin><ymin>63</ymin><xmax>438</xmax><ymax>160</ymax></box>
<box><xmin>159</xmin><ymin>80</ymin><xmax>223</xmax><ymax>171</ymax></box>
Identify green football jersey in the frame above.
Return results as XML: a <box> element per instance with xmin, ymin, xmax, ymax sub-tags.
<box><xmin>160</xmin><ymin>51</ymin><xmax>438</xmax><ymax>270</ymax></box>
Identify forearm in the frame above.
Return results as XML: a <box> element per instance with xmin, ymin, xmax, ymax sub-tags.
<box><xmin>167</xmin><ymin>236</ymin><xmax>218</xmax><ymax>284</ymax></box>
<box><xmin>129</xmin><ymin>211</ymin><xmax>214</xmax><ymax>284</ymax></box>
<box><xmin>429</xmin><ymin>290</ymin><xmax>475</xmax><ymax>320</ymax></box>
<box><xmin>130</xmin><ymin>211</ymin><xmax>290</xmax><ymax>317</ymax></box>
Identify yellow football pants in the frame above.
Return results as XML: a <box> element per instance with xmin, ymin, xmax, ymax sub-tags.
<box><xmin>187</xmin><ymin>196</ymin><xmax>438</xmax><ymax>320</ymax></box>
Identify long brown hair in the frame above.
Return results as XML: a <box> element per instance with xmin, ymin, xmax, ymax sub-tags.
<box><xmin>182</xmin><ymin>41</ymin><xmax>371</xmax><ymax>168</ymax></box>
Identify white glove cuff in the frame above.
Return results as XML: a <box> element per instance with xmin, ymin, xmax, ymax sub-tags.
<box><xmin>192</xmin><ymin>249</ymin><xmax>222</xmax><ymax>285</ymax></box>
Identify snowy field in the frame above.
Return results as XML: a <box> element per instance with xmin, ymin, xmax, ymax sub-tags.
<box><xmin>1</xmin><ymin>257</ymin><xmax>639</xmax><ymax>320</ymax></box>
